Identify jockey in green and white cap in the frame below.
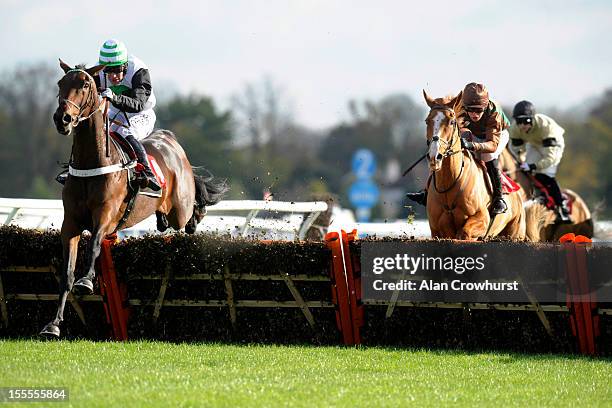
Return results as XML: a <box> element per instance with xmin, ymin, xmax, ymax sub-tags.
<box><xmin>99</xmin><ymin>39</ymin><xmax>128</xmax><ymax>67</ymax></box>
<box><xmin>57</xmin><ymin>39</ymin><xmax>160</xmax><ymax>191</ymax></box>
<box><xmin>96</xmin><ymin>38</ymin><xmax>161</xmax><ymax>191</ymax></box>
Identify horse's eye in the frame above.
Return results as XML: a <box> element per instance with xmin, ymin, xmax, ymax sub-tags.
<box><xmin>83</xmin><ymin>82</ymin><xmax>90</xmax><ymax>89</ymax></box>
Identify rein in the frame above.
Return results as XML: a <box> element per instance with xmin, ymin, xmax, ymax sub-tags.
<box><xmin>505</xmin><ymin>145</ymin><xmax>553</xmax><ymax>204</ymax></box>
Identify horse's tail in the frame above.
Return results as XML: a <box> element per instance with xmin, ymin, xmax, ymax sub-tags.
<box><xmin>524</xmin><ymin>200</ymin><xmax>555</xmax><ymax>242</ymax></box>
<box><xmin>185</xmin><ymin>168</ymin><xmax>229</xmax><ymax>235</ymax></box>
<box><xmin>193</xmin><ymin>169</ymin><xmax>229</xmax><ymax>207</ymax></box>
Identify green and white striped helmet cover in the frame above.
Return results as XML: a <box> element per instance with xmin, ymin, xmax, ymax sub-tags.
<box><xmin>99</xmin><ymin>39</ymin><xmax>128</xmax><ymax>66</ymax></box>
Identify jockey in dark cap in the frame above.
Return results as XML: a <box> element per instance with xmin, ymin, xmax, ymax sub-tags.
<box><xmin>510</xmin><ymin>100</ymin><xmax>571</xmax><ymax>223</ymax></box>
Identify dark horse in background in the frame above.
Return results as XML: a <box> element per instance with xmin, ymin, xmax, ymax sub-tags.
<box><xmin>41</xmin><ymin>60</ymin><xmax>228</xmax><ymax>337</ymax></box>
<box><xmin>498</xmin><ymin>149</ymin><xmax>594</xmax><ymax>241</ymax></box>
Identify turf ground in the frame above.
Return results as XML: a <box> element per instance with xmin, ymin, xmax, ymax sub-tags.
<box><xmin>0</xmin><ymin>340</ymin><xmax>611</xmax><ymax>407</ymax></box>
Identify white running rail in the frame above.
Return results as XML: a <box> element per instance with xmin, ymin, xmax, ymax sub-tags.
<box><xmin>0</xmin><ymin>198</ymin><xmax>328</xmax><ymax>240</ymax></box>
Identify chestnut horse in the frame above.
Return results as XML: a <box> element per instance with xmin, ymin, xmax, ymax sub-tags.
<box><xmin>422</xmin><ymin>91</ymin><xmax>547</xmax><ymax>240</ymax></box>
<box><xmin>499</xmin><ymin>149</ymin><xmax>593</xmax><ymax>241</ymax></box>
<box><xmin>41</xmin><ymin>61</ymin><xmax>228</xmax><ymax>337</ymax></box>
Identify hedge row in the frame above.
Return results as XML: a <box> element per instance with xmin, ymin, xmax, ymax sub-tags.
<box><xmin>1</xmin><ymin>226</ymin><xmax>610</xmax><ymax>354</ymax></box>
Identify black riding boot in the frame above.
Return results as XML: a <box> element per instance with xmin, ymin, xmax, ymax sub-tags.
<box><xmin>534</xmin><ymin>173</ymin><xmax>571</xmax><ymax>223</ymax></box>
<box><xmin>486</xmin><ymin>159</ymin><xmax>508</xmax><ymax>214</ymax></box>
<box><xmin>406</xmin><ymin>189</ymin><xmax>428</xmax><ymax>206</ymax></box>
<box><xmin>125</xmin><ymin>134</ymin><xmax>162</xmax><ymax>191</ymax></box>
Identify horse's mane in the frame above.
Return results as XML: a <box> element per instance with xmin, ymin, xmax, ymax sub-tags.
<box><xmin>433</xmin><ymin>94</ymin><xmax>457</xmax><ymax>106</ymax></box>
<box><xmin>75</xmin><ymin>63</ymin><xmax>87</xmax><ymax>70</ymax></box>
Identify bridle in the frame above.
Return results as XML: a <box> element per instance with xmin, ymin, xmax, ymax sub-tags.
<box><xmin>427</xmin><ymin>105</ymin><xmax>462</xmax><ymax>160</ymax></box>
<box><xmin>427</xmin><ymin>105</ymin><xmax>466</xmax><ymax>194</ymax></box>
<box><xmin>58</xmin><ymin>69</ymin><xmax>104</xmax><ymax>124</ymax></box>
<box><xmin>59</xmin><ymin>67</ymin><xmax>120</xmax><ymax>170</ymax></box>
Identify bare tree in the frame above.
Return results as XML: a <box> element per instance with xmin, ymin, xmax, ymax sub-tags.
<box><xmin>231</xmin><ymin>76</ymin><xmax>293</xmax><ymax>151</ymax></box>
<box><xmin>0</xmin><ymin>62</ymin><xmax>65</xmax><ymax>197</ymax></box>
<box><xmin>347</xmin><ymin>93</ymin><xmax>425</xmax><ymax>148</ymax></box>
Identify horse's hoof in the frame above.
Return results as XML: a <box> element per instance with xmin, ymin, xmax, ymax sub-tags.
<box><xmin>39</xmin><ymin>323</ymin><xmax>60</xmax><ymax>338</ymax></box>
<box><xmin>73</xmin><ymin>278</ymin><xmax>94</xmax><ymax>295</ymax></box>
<box><xmin>185</xmin><ymin>218</ymin><xmax>197</xmax><ymax>234</ymax></box>
<box><xmin>156</xmin><ymin>212</ymin><xmax>169</xmax><ymax>232</ymax></box>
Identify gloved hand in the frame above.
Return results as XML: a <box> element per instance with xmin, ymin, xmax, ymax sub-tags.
<box><xmin>100</xmin><ymin>88</ymin><xmax>114</xmax><ymax>101</ymax></box>
<box><xmin>461</xmin><ymin>138</ymin><xmax>476</xmax><ymax>151</ymax></box>
<box><xmin>520</xmin><ymin>162</ymin><xmax>536</xmax><ymax>172</ymax></box>
<box><xmin>460</xmin><ymin>130</ymin><xmax>473</xmax><ymax>139</ymax></box>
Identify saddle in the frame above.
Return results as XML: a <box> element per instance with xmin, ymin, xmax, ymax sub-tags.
<box><xmin>472</xmin><ymin>157</ymin><xmax>520</xmax><ymax>196</ymax></box>
<box><xmin>531</xmin><ymin>178</ymin><xmax>573</xmax><ymax>213</ymax></box>
<box><xmin>55</xmin><ymin>132</ymin><xmax>165</xmax><ymax>199</ymax></box>
<box><xmin>108</xmin><ymin>131</ymin><xmax>166</xmax><ymax>198</ymax></box>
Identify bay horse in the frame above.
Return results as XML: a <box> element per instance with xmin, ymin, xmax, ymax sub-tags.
<box><xmin>422</xmin><ymin>91</ymin><xmax>548</xmax><ymax>240</ymax></box>
<box><xmin>41</xmin><ymin>60</ymin><xmax>228</xmax><ymax>337</ymax></box>
<box><xmin>498</xmin><ymin>149</ymin><xmax>593</xmax><ymax>241</ymax></box>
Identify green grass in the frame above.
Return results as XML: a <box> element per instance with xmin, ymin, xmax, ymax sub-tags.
<box><xmin>0</xmin><ymin>340</ymin><xmax>611</xmax><ymax>407</ymax></box>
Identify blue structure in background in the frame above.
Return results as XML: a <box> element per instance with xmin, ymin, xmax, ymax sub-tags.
<box><xmin>351</xmin><ymin>149</ymin><xmax>376</xmax><ymax>179</ymax></box>
<box><xmin>349</xmin><ymin>149</ymin><xmax>379</xmax><ymax>222</ymax></box>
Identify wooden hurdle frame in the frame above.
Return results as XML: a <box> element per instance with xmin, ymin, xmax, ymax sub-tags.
<box><xmin>1</xmin><ymin>229</ymin><xmax>610</xmax><ymax>354</ymax></box>
<box><xmin>330</xmin><ymin>230</ymin><xmax>610</xmax><ymax>355</ymax></box>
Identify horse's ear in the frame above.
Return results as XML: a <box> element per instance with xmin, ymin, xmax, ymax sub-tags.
<box><xmin>86</xmin><ymin>64</ymin><xmax>105</xmax><ymax>77</ymax></box>
<box><xmin>450</xmin><ymin>91</ymin><xmax>463</xmax><ymax>111</ymax></box>
<box><xmin>423</xmin><ymin>90</ymin><xmax>435</xmax><ymax>108</ymax></box>
<box><xmin>59</xmin><ymin>59</ymin><xmax>72</xmax><ymax>74</ymax></box>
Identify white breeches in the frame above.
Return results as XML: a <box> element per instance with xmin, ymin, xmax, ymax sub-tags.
<box><xmin>109</xmin><ymin>109</ymin><xmax>156</xmax><ymax>140</ymax></box>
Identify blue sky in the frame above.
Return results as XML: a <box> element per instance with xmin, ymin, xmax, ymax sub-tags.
<box><xmin>1</xmin><ymin>0</ymin><xmax>611</xmax><ymax>128</ymax></box>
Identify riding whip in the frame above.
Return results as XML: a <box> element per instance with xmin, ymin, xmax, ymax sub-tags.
<box><xmin>105</xmin><ymin>98</ymin><xmax>110</xmax><ymax>157</ymax></box>
<box><xmin>402</xmin><ymin>149</ymin><xmax>429</xmax><ymax>177</ymax></box>
<box><xmin>506</xmin><ymin>147</ymin><xmax>521</xmax><ymax>165</ymax></box>
<box><xmin>103</xmin><ymin>75</ymin><xmax>110</xmax><ymax>158</ymax></box>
